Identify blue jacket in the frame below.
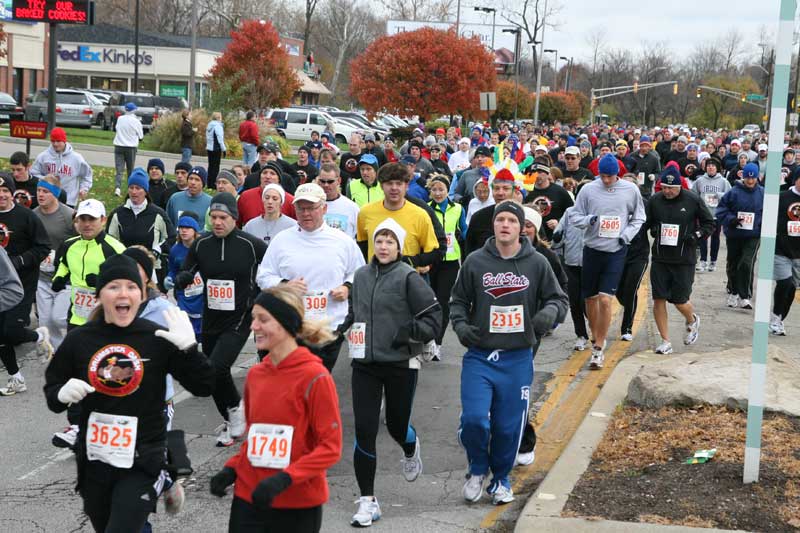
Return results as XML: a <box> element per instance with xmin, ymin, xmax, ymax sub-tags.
<box><xmin>715</xmin><ymin>182</ymin><xmax>764</xmax><ymax>239</ymax></box>
<box><xmin>205</xmin><ymin>120</ymin><xmax>226</xmax><ymax>152</ymax></box>
<box><xmin>167</xmin><ymin>241</ymin><xmax>204</xmax><ymax>318</ymax></box>
<box><xmin>407</xmin><ymin>174</ymin><xmax>430</xmax><ymax>202</ymax></box>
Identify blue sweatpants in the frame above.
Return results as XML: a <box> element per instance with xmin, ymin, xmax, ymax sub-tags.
<box><xmin>459</xmin><ymin>347</ymin><xmax>533</xmax><ymax>486</ymax></box>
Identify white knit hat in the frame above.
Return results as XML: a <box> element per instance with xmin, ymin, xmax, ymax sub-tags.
<box><xmin>373</xmin><ymin>217</ymin><xmax>406</xmax><ymax>252</ymax></box>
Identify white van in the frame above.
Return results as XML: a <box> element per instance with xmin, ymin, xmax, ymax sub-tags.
<box><xmin>268</xmin><ymin>107</ymin><xmax>373</xmax><ymax>144</ymax></box>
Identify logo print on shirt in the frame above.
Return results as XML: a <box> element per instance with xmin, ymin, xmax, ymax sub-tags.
<box><xmin>531</xmin><ymin>196</ymin><xmax>552</xmax><ymax>217</ymax></box>
<box><xmin>88</xmin><ymin>344</ymin><xmax>144</xmax><ymax>397</ymax></box>
<box><xmin>14</xmin><ymin>190</ymin><xmax>32</xmax><ymax>208</ymax></box>
<box><xmin>482</xmin><ymin>272</ymin><xmax>530</xmax><ymax>298</ymax></box>
<box><xmin>789</xmin><ymin>202</ymin><xmax>800</xmax><ymax>221</ymax></box>
<box><xmin>0</xmin><ymin>223</ymin><xmax>11</xmax><ymax>248</ymax></box>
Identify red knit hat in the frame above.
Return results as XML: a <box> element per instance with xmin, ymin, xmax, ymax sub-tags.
<box><xmin>50</xmin><ymin>127</ymin><xmax>67</xmax><ymax>142</ymax></box>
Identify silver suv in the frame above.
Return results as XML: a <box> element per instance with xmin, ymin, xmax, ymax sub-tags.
<box><xmin>24</xmin><ymin>88</ymin><xmax>96</xmax><ymax>128</ymax></box>
<box><xmin>103</xmin><ymin>92</ymin><xmax>158</xmax><ymax>132</ymax></box>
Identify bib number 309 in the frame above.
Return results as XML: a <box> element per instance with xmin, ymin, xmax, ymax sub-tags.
<box><xmin>247</xmin><ymin>423</ymin><xmax>293</xmax><ymax>469</ymax></box>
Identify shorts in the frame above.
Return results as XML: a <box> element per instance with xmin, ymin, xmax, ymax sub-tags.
<box><xmin>774</xmin><ymin>255</ymin><xmax>800</xmax><ymax>287</ymax></box>
<box><xmin>650</xmin><ymin>261</ymin><xmax>695</xmax><ymax>304</ymax></box>
<box><xmin>581</xmin><ymin>246</ymin><xmax>628</xmax><ymax>298</ymax></box>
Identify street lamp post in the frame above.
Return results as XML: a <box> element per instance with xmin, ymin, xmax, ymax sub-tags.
<box><xmin>642</xmin><ymin>65</ymin><xmax>668</xmax><ymax>126</ymax></box>
<box><xmin>133</xmin><ymin>0</ymin><xmax>140</xmax><ymax>92</ymax></box>
<box><xmin>532</xmin><ymin>0</ymin><xmax>548</xmax><ymax>126</ymax></box>
<box><xmin>503</xmin><ymin>28</ymin><xmax>521</xmax><ymax>122</ymax></box>
<box><xmin>544</xmin><ymin>49</ymin><xmax>557</xmax><ymax>92</ymax></box>
<box><xmin>474</xmin><ymin>7</ymin><xmax>497</xmax><ymax>50</ymax></box>
<box><xmin>560</xmin><ymin>56</ymin><xmax>573</xmax><ymax>91</ymax></box>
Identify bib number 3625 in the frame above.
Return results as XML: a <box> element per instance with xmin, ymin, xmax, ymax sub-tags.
<box><xmin>86</xmin><ymin>412</ymin><xmax>138</xmax><ymax>468</ymax></box>
<box><xmin>247</xmin><ymin>423</ymin><xmax>293</xmax><ymax>469</ymax></box>
<box><xmin>489</xmin><ymin>305</ymin><xmax>524</xmax><ymax>333</ymax></box>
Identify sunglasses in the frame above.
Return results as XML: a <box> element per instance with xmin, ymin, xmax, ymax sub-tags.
<box><xmin>318</xmin><ymin>179</ymin><xmax>337</xmax><ymax>185</ymax></box>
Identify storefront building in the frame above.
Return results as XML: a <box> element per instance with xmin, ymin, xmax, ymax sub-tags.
<box><xmin>0</xmin><ymin>11</ymin><xmax>47</xmax><ymax>104</ymax></box>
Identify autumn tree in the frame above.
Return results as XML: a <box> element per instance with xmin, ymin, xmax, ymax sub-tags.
<box><xmin>493</xmin><ymin>80</ymin><xmax>533</xmax><ymax>120</ymax></box>
<box><xmin>350</xmin><ymin>28</ymin><xmax>496</xmax><ymax>118</ymax></box>
<box><xmin>207</xmin><ymin>20</ymin><xmax>300</xmax><ymax>111</ymax></box>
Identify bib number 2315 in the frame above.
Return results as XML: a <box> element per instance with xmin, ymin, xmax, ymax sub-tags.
<box><xmin>489</xmin><ymin>305</ymin><xmax>524</xmax><ymax>333</ymax></box>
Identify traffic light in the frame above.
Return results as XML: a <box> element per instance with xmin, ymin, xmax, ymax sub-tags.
<box><xmin>696</xmin><ymin>87</ymin><xmax>702</xmax><ymax>98</ymax></box>
<box><xmin>673</xmin><ymin>83</ymin><xmax>678</xmax><ymax>95</ymax></box>
<box><xmin>633</xmin><ymin>82</ymin><xmax>638</xmax><ymax>94</ymax></box>
<box><xmin>788</xmin><ymin>93</ymin><xmax>795</xmax><ymax>110</ymax></box>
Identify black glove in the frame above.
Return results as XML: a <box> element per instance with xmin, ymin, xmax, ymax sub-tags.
<box><xmin>729</xmin><ymin>218</ymin><xmax>742</xmax><ymax>229</ymax></box>
<box><xmin>618</xmin><ymin>237</ymin><xmax>628</xmax><ymax>247</ymax></box>
<box><xmin>454</xmin><ymin>322</ymin><xmax>481</xmax><ymax>348</ymax></box>
<box><xmin>251</xmin><ymin>472</ymin><xmax>292</xmax><ymax>510</ymax></box>
<box><xmin>391</xmin><ymin>321</ymin><xmax>414</xmax><ymax>349</ymax></box>
<box><xmin>175</xmin><ymin>271</ymin><xmax>194</xmax><ymax>290</ymax></box>
<box><xmin>10</xmin><ymin>256</ymin><xmax>22</xmax><ymax>270</ymax></box>
<box><xmin>51</xmin><ymin>277</ymin><xmax>67</xmax><ymax>292</ymax></box>
<box><xmin>85</xmin><ymin>273</ymin><xmax>98</xmax><ymax>288</ymax></box>
<box><xmin>209</xmin><ymin>466</ymin><xmax>236</xmax><ymax>497</ymax></box>
<box><xmin>649</xmin><ymin>226</ymin><xmax>659</xmax><ymax>239</ymax></box>
<box><xmin>532</xmin><ymin>306</ymin><xmax>558</xmax><ymax>337</ymax></box>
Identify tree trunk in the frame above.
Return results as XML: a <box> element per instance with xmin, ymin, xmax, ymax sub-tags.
<box><xmin>329</xmin><ymin>46</ymin><xmax>348</xmax><ymax>105</ymax></box>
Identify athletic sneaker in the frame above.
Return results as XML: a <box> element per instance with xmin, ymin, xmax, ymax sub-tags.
<box><xmin>462</xmin><ymin>474</ymin><xmax>485</xmax><ymax>502</ymax></box>
<box><xmin>402</xmin><ymin>437</ymin><xmax>422</xmax><ymax>482</ymax></box>
<box><xmin>707</xmin><ymin>261</ymin><xmax>717</xmax><ymax>272</ymax></box>
<box><xmin>654</xmin><ymin>340</ymin><xmax>674</xmax><ymax>354</ymax></box>
<box><xmin>215</xmin><ymin>422</ymin><xmax>234</xmax><ymax>447</ymax></box>
<box><xmin>589</xmin><ymin>342</ymin><xmax>605</xmax><ymax>370</ymax></box>
<box><xmin>487</xmin><ymin>480</ymin><xmax>514</xmax><ymax>505</ymax></box>
<box><xmin>573</xmin><ymin>336</ymin><xmax>589</xmax><ymax>351</ymax></box>
<box><xmin>164</xmin><ymin>480</ymin><xmax>185</xmax><ymax>515</ymax></box>
<box><xmin>620</xmin><ymin>332</ymin><xmax>633</xmax><ymax>342</ymax></box>
<box><xmin>228</xmin><ymin>403</ymin><xmax>246</xmax><ymax>439</ymax></box>
<box><xmin>770</xmin><ymin>313</ymin><xmax>786</xmax><ymax>336</ymax></box>
<box><xmin>431</xmin><ymin>343</ymin><xmax>442</xmax><ymax>362</ymax></box>
<box><xmin>421</xmin><ymin>340</ymin><xmax>436</xmax><ymax>362</ymax></box>
<box><xmin>726</xmin><ymin>294</ymin><xmax>740</xmax><ymax>308</ymax></box>
<box><xmin>740</xmin><ymin>299</ymin><xmax>753</xmax><ymax>310</ymax></box>
<box><xmin>35</xmin><ymin>326</ymin><xmax>54</xmax><ymax>362</ymax></box>
<box><xmin>351</xmin><ymin>496</ymin><xmax>381</xmax><ymax>527</ymax></box>
<box><xmin>114</xmin><ymin>187</ymin><xmax>121</xmax><ymax>197</ymax></box>
<box><xmin>52</xmin><ymin>424</ymin><xmax>79</xmax><ymax>449</ymax></box>
<box><xmin>696</xmin><ymin>261</ymin><xmax>707</xmax><ymax>273</ymax></box>
<box><xmin>684</xmin><ymin>314</ymin><xmax>700</xmax><ymax>345</ymax></box>
<box><xmin>515</xmin><ymin>450</ymin><xmax>535</xmax><ymax>466</ymax></box>
<box><xmin>0</xmin><ymin>376</ymin><xmax>27</xmax><ymax>396</ymax></box>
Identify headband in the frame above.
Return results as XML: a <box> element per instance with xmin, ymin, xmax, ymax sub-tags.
<box><xmin>254</xmin><ymin>291</ymin><xmax>302</xmax><ymax>336</ymax></box>
<box><xmin>38</xmin><ymin>181</ymin><xmax>61</xmax><ymax>198</ymax></box>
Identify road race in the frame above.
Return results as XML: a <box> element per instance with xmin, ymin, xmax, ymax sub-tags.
<box><xmin>0</xmin><ymin>1</ymin><xmax>799</xmax><ymax>532</ymax></box>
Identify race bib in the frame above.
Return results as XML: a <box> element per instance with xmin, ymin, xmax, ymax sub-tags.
<box><xmin>86</xmin><ymin>412</ymin><xmax>137</xmax><ymax>468</ymax></box>
<box><xmin>660</xmin><ymin>223</ymin><xmax>679</xmax><ymax>246</ymax></box>
<box><xmin>247</xmin><ymin>423</ymin><xmax>293</xmax><ymax>469</ymax></box>
<box><xmin>489</xmin><ymin>305</ymin><xmax>524</xmax><ymax>333</ymax></box>
<box><xmin>703</xmin><ymin>193</ymin><xmax>719</xmax><ymax>208</ymax></box>
<box><xmin>40</xmin><ymin>250</ymin><xmax>56</xmax><ymax>274</ymax></box>
<box><xmin>598</xmin><ymin>215</ymin><xmax>621</xmax><ymax>239</ymax></box>
<box><xmin>183</xmin><ymin>272</ymin><xmax>204</xmax><ymax>297</ymax></box>
<box><xmin>738</xmin><ymin>212</ymin><xmax>755</xmax><ymax>231</ymax></box>
<box><xmin>446</xmin><ymin>232</ymin><xmax>456</xmax><ymax>254</ymax></box>
<box><xmin>348</xmin><ymin>322</ymin><xmax>366</xmax><ymax>359</ymax></box>
<box><xmin>73</xmin><ymin>286</ymin><xmax>98</xmax><ymax>319</ymax></box>
<box><xmin>207</xmin><ymin>279</ymin><xmax>235</xmax><ymax>310</ymax></box>
<box><xmin>637</xmin><ymin>173</ymin><xmax>645</xmax><ymax>185</ymax></box>
<box><xmin>304</xmin><ymin>291</ymin><xmax>328</xmax><ymax>320</ymax></box>
<box><xmin>788</xmin><ymin>221</ymin><xmax>800</xmax><ymax>237</ymax></box>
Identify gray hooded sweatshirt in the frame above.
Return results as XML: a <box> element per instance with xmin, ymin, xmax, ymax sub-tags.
<box><xmin>30</xmin><ymin>143</ymin><xmax>93</xmax><ymax>206</ymax></box>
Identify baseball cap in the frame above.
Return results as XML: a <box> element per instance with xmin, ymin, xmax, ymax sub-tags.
<box><xmin>564</xmin><ymin>146</ymin><xmax>580</xmax><ymax>156</ymax></box>
<box><xmin>400</xmin><ymin>154</ymin><xmax>417</xmax><ymax>165</ymax></box>
<box><xmin>758</xmin><ymin>143</ymin><xmax>768</xmax><ymax>151</ymax></box>
<box><xmin>534</xmin><ymin>144</ymin><xmax>548</xmax><ymax>152</ymax></box>
<box><xmin>359</xmin><ymin>154</ymin><xmax>379</xmax><ymax>168</ymax></box>
<box><xmin>76</xmin><ymin>199</ymin><xmax>106</xmax><ymax>218</ymax></box>
<box><xmin>474</xmin><ymin>146</ymin><xmax>493</xmax><ymax>158</ymax></box>
<box><xmin>293</xmin><ymin>183</ymin><xmax>326</xmax><ymax>204</ymax></box>
<box><xmin>125</xmin><ymin>102</ymin><xmax>137</xmax><ymax>112</ymax></box>
<box><xmin>742</xmin><ymin>163</ymin><xmax>759</xmax><ymax>179</ymax></box>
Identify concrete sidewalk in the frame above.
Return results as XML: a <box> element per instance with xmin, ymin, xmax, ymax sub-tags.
<box><xmin>514</xmin><ymin>352</ymin><xmax>748</xmax><ymax>533</ymax></box>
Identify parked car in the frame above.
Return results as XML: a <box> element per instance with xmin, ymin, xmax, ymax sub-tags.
<box><xmin>24</xmin><ymin>88</ymin><xmax>95</xmax><ymax>128</ymax></box>
<box><xmin>0</xmin><ymin>92</ymin><xmax>24</xmax><ymax>124</ymax></box>
<box><xmin>267</xmin><ymin>107</ymin><xmax>335</xmax><ymax>141</ymax></box>
<box><xmin>329</xmin><ymin>111</ymin><xmax>389</xmax><ymax>135</ymax></box>
<box><xmin>741</xmin><ymin>124</ymin><xmax>761</xmax><ymax>136</ymax></box>
<box><xmin>154</xmin><ymin>95</ymin><xmax>189</xmax><ymax>115</ymax></box>
<box><xmin>103</xmin><ymin>92</ymin><xmax>158</xmax><ymax>132</ymax></box>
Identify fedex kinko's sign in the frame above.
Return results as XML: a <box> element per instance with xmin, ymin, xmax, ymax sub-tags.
<box><xmin>57</xmin><ymin>44</ymin><xmax>153</xmax><ymax>66</ymax></box>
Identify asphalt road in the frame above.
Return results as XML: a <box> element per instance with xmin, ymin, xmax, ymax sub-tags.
<box><xmin>1</xmin><ymin>243</ymin><xmax>796</xmax><ymax>533</ymax></box>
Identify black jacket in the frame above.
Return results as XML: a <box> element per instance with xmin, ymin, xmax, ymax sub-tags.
<box><xmin>149</xmin><ymin>178</ymin><xmax>176</xmax><ymax>210</ymax></box>
<box><xmin>644</xmin><ymin>189</ymin><xmax>715</xmax><ymax>265</ymax></box>
<box><xmin>106</xmin><ymin>200</ymin><xmax>176</xmax><ymax>264</ymax></box>
<box><xmin>0</xmin><ymin>204</ymin><xmax>50</xmax><ymax>290</ymax></box>
<box><xmin>776</xmin><ymin>187</ymin><xmax>800</xmax><ymax>259</ymax></box>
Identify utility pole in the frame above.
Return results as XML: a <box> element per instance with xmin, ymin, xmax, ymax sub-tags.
<box><xmin>544</xmin><ymin>49</ymin><xmax>557</xmax><ymax>91</ymax></box>
<box><xmin>188</xmin><ymin>1</ymin><xmax>198</xmax><ymax>107</ymax></box>
<box><xmin>502</xmin><ymin>28</ymin><xmax>522</xmax><ymax>122</ymax></box>
<box><xmin>47</xmin><ymin>23</ymin><xmax>58</xmax><ymax>132</ymax></box>
<box><xmin>133</xmin><ymin>0</ymin><xmax>140</xmax><ymax>92</ymax></box>
<box><xmin>532</xmin><ymin>0</ymin><xmax>548</xmax><ymax>126</ymax></box>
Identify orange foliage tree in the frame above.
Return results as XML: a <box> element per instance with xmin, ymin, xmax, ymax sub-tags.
<box><xmin>493</xmin><ymin>80</ymin><xmax>533</xmax><ymax>120</ymax></box>
<box><xmin>207</xmin><ymin>20</ymin><xmax>300</xmax><ymax>111</ymax></box>
<box><xmin>350</xmin><ymin>28</ymin><xmax>496</xmax><ymax>118</ymax></box>
<box><xmin>537</xmin><ymin>91</ymin><xmax>590</xmax><ymax>123</ymax></box>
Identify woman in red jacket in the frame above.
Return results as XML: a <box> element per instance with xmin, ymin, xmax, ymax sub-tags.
<box><xmin>209</xmin><ymin>286</ymin><xmax>343</xmax><ymax>532</ymax></box>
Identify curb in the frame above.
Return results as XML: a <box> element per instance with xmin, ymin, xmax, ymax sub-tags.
<box><xmin>514</xmin><ymin>352</ymin><xmax>749</xmax><ymax>533</ymax></box>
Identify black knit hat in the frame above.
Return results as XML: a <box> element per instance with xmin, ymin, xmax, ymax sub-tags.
<box><xmin>209</xmin><ymin>192</ymin><xmax>239</xmax><ymax>219</ymax></box>
<box><xmin>97</xmin><ymin>254</ymin><xmax>144</xmax><ymax>296</ymax></box>
<box><xmin>123</xmin><ymin>247</ymin><xmax>154</xmax><ymax>281</ymax></box>
<box><xmin>261</xmin><ymin>161</ymin><xmax>283</xmax><ymax>181</ymax></box>
<box><xmin>493</xmin><ymin>200</ymin><xmax>525</xmax><ymax>228</ymax></box>
<box><xmin>174</xmin><ymin>161</ymin><xmax>192</xmax><ymax>174</ymax></box>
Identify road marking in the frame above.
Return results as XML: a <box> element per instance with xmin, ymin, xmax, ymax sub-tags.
<box><xmin>479</xmin><ymin>277</ymin><xmax>649</xmax><ymax>529</ymax></box>
<box><xmin>17</xmin><ymin>450</ymin><xmax>73</xmax><ymax>481</ymax></box>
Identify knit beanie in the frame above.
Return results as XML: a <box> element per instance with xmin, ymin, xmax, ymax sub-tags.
<box><xmin>190</xmin><ymin>166</ymin><xmax>208</xmax><ymax>185</ymax></box>
<box><xmin>209</xmin><ymin>192</ymin><xmax>239</xmax><ymax>219</ymax></box>
<box><xmin>522</xmin><ymin>206</ymin><xmax>542</xmax><ymax>232</ymax></box>
<box><xmin>123</xmin><ymin>247</ymin><xmax>154</xmax><ymax>280</ymax></box>
<box><xmin>96</xmin><ymin>254</ymin><xmax>144</xmax><ymax>297</ymax></box>
<box><xmin>597</xmin><ymin>154</ymin><xmax>619</xmax><ymax>176</ymax></box>
<box><xmin>660</xmin><ymin>166</ymin><xmax>682</xmax><ymax>186</ymax></box>
<box><xmin>147</xmin><ymin>158</ymin><xmax>165</xmax><ymax>175</ymax></box>
<box><xmin>0</xmin><ymin>172</ymin><xmax>16</xmax><ymax>194</ymax></box>
<box><xmin>216</xmin><ymin>169</ymin><xmax>240</xmax><ymax>189</ymax></box>
<box><xmin>127</xmin><ymin>168</ymin><xmax>149</xmax><ymax>192</ymax></box>
<box><xmin>493</xmin><ymin>200</ymin><xmax>525</xmax><ymax>228</ymax></box>
<box><xmin>177</xmin><ymin>215</ymin><xmax>201</xmax><ymax>232</ymax></box>
<box><xmin>262</xmin><ymin>183</ymin><xmax>286</xmax><ymax>204</ymax></box>
<box><xmin>50</xmin><ymin>127</ymin><xmax>67</xmax><ymax>142</ymax></box>
<box><xmin>174</xmin><ymin>161</ymin><xmax>192</xmax><ymax>174</ymax></box>
<box><xmin>261</xmin><ymin>161</ymin><xmax>283</xmax><ymax>181</ymax></box>
<box><xmin>373</xmin><ymin>217</ymin><xmax>407</xmax><ymax>252</ymax></box>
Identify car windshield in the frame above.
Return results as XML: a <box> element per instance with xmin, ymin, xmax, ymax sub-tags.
<box><xmin>0</xmin><ymin>93</ymin><xmax>16</xmax><ymax>105</ymax></box>
<box><xmin>128</xmin><ymin>95</ymin><xmax>155</xmax><ymax>107</ymax></box>
<box><xmin>57</xmin><ymin>93</ymin><xmax>89</xmax><ymax>105</ymax></box>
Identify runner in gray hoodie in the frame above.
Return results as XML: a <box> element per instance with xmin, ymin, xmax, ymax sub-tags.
<box><xmin>30</xmin><ymin>128</ymin><xmax>93</xmax><ymax>207</ymax></box>
<box><xmin>691</xmin><ymin>157</ymin><xmax>730</xmax><ymax>272</ymax></box>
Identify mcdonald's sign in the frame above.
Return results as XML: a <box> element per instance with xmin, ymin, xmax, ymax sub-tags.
<box><xmin>9</xmin><ymin>120</ymin><xmax>48</xmax><ymax>139</ymax></box>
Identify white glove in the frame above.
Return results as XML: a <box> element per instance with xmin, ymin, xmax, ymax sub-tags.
<box><xmin>58</xmin><ymin>378</ymin><xmax>95</xmax><ymax>405</ymax></box>
<box><xmin>164</xmin><ymin>277</ymin><xmax>175</xmax><ymax>291</ymax></box>
<box><xmin>155</xmin><ymin>307</ymin><xmax>197</xmax><ymax>351</ymax></box>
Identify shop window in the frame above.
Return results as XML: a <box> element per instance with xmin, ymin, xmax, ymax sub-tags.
<box><xmin>91</xmin><ymin>77</ymin><xmax>127</xmax><ymax>91</ymax></box>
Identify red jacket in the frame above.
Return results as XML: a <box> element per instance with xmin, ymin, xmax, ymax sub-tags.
<box><xmin>588</xmin><ymin>157</ymin><xmax>628</xmax><ymax>177</ymax></box>
<box><xmin>225</xmin><ymin>347</ymin><xmax>342</xmax><ymax>509</ymax></box>
<box><xmin>239</xmin><ymin>120</ymin><xmax>260</xmax><ymax>145</ymax></box>
<box><xmin>237</xmin><ymin>187</ymin><xmax>296</xmax><ymax>227</ymax></box>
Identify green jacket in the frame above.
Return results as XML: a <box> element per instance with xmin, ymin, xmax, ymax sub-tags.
<box><xmin>347</xmin><ymin>179</ymin><xmax>384</xmax><ymax>208</ymax></box>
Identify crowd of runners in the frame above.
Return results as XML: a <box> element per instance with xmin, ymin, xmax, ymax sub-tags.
<box><xmin>0</xmin><ymin>117</ymin><xmax>797</xmax><ymax>532</ymax></box>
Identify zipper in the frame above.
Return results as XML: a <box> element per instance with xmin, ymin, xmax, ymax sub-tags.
<box><xmin>79</xmin><ymin>239</ymin><xmax>90</xmax><ymax>280</ymax></box>
<box><xmin>368</xmin><ymin>264</ymin><xmax>380</xmax><ymax>364</ymax></box>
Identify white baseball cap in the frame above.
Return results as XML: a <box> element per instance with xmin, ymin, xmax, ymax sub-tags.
<box><xmin>534</xmin><ymin>144</ymin><xmax>548</xmax><ymax>152</ymax></box>
<box><xmin>758</xmin><ymin>143</ymin><xmax>768</xmax><ymax>151</ymax></box>
<box><xmin>564</xmin><ymin>146</ymin><xmax>580</xmax><ymax>156</ymax></box>
<box><xmin>76</xmin><ymin>199</ymin><xmax>106</xmax><ymax>218</ymax></box>
<box><xmin>292</xmin><ymin>183</ymin><xmax>326</xmax><ymax>204</ymax></box>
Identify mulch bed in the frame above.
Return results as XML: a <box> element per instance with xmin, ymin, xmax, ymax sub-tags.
<box><xmin>563</xmin><ymin>405</ymin><xmax>800</xmax><ymax>532</ymax></box>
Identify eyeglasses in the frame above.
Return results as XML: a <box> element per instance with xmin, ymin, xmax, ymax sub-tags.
<box><xmin>318</xmin><ymin>179</ymin><xmax>337</xmax><ymax>185</ymax></box>
<box><xmin>295</xmin><ymin>204</ymin><xmax>323</xmax><ymax>213</ymax></box>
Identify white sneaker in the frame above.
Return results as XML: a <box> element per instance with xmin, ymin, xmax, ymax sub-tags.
<box><xmin>0</xmin><ymin>376</ymin><xmax>27</xmax><ymax>396</ymax></box>
<box><xmin>487</xmin><ymin>480</ymin><xmax>515</xmax><ymax>505</ymax></box>
<box><xmin>351</xmin><ymin>496</ymin><xmax>381</xmax><ymax>527</ymax></box>
<box><xmin>696</xmin><ymin>261</ymin><xmax>707</xmax><ymax>272</ymax></box>
<box><xmin>228</xmin><ymin>402</ymin><xmax>245</xmax><ymax>438</ymax></box>
<box><xmin>421</xmin><ymin>340</ymin><xmax>436</xmax><ymax>362</ymax></box>
<box><xmin>462</xmin><ymin>474</ymin><xmax>485</xmax><ymax>502</ymax></box>
<box><xmin>114</xmin><ymin>187</ymin><xmax>121</xmax><ymax>197</ymax></box>
<box><xmin>431</xmin><ymin>343</ymin><xmax>442</xmax><ymax>362</ymax></box>
<box><xmin>740</xmin><ymin>298</ymin><xmax>753</xmax><ymax>310</ymax></box>
<box><xmin>573</xmin><ymin>336</ymin><xmax>589</xmax><ymax>351</ymax></box>
<box><xmin>35</xmin><ymin>326</ymin><xmax>54</xmax><ymax>362</ymax></box>
<box><xmin>215</xmin><ymin>422</ymin><xmax>234</xmax><ymax>447</ymax></box>
<box><xmin>655</xmin><ymin>340</ymin><xmax>674</xmax><ymax>354</ymax></box>
<box><xmin>620</xmin><ymin>332</ymin><xmax>633</xmax><ymax>342</ymax></box>
<box><xmin>726</xmin><ymin>294</ymin><xmax>739</xmax><ymax>308</ymax></box>
<box><xmin>770</xmin><ymin>313</ymin><xmax>786</xmax><ymax>336</ymax></box>
<box><xmin>684</xmin><ymin>314</ymin><xmax>700</xmax><ymax>345</ymax></box>
<box><xmin>515</xmin><ymin>450</ymin><xmax>535</xmax><ymax>466</ymax></box>
<box><xmin>52</xmin><ymin>424</ymin><xmax>79</xmax><ymax>449</ymax></box>
<box><xmin>401</xmin><ymin>437</ymin><xmax>422</xmax><ymax>482</ymax></box>
<box><xmin>589</xmin><ymin>342</ymin><xmax>605</xmax><ymax>370</ymax></box>
<box><xmin>164</xmin><ymin>480</ymin><xmax>185</xmax><ymax>515</ymax></box>
<box><xmin>707</xmin><ymin>261</ymin><xmax>717</xmax><ymax>272</ymax></box>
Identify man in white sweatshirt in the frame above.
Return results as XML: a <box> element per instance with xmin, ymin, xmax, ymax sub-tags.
<box><xmin>30</xmin><ymin>128</ymin><xmax>93</xmax><ymax>207</ymax></box>
<box><xmin>112</xmin><ymin>102</ymin><xmax>144</xmax><ymax>196</ymax></box>
<box><xmin>256</xmin><ymin>182</ymin><xmax>365</xmax><ymax>370</ymax></box>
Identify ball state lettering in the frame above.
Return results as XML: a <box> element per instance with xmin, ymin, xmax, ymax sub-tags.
<box><xmin>482</xmin><ymin>272</ymin><xmax>530</xmax><ymax>298</ymax></box>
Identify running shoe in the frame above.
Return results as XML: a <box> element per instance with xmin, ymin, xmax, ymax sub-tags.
<box><xmin>573</xmin><ymin>336</ymin><xmax>589</xmax><ymax>351</ymax></box>
<box><xmin>164</xmin><ymin>480</ymin><xmax>185</xmax><ymax>515</ymax></box>
<box><xmin>0</xmin><ymin>376</ymin><xmax>27</xmax><ymax>396</ymax></box>
<box><xmin>487</xmin><ymin>480</ymin><xmax>515</xmax><ymax>505</ymax></box>
<box><xmin>228</xmin><ymin>403</ymin><xmax>246</xmax><ymax>439</ymax></box>
<box><xmin>52</xmin><ymin>424</ymin><xmax>79</xmax><ymax>449</ymax></box>
<box><xmin>431</xmin><ymin>343</ymin><xmax>442</xmax><ymax>362</ymax></box>
<box><xmin>462</xmin><ymin>474</ymin><xmax>485</xmax><ymax>502</ymax></box>
<box><xmin>739</xmin><ymin>298</ymin><xmax>753</xmax><ymax>310</ymax></box>
<box><xmin>114</xmin><ymin>187</ymin><xmax>121</xmax><ymax>197</ymax></box>
<box><xmin>620</xmin><ymin>332</ymin><xmax>633</xmax><ymax>342</ymax></box>
<box><xmin>515</xmin><ymin>450</ymin><xmax>535</xmax><ymax>466</ymax></box>
<box><xmin>351</xmin><ymin>496</ymin><xmax>381</xmax><ymax>527</ymax></box>
<box><xmin>654</xmin><ymin>340</ymin><xmax>674</xmax><ymax>355</ymax></box>
<box><xmin>589</xmin><ymin>342</ymin><xmax>605</xmax><ymax>370</ymax></box>
<box><xmin>726</xmin><ymin>294</ymin><xmax>739</xmax><ymax>308</ymax></box>
<box><xmin>769</xmin><ymin>313</ymin><xmax>786</xmax><ymax>336</ymax></box>
<box><xmin>35</xmin><ymin>326</ymin><xmax>54</xmax><ymax>362</ymax></box>
<box><xmin>695</xmin><ymin>261</ymin><xmax>707</xmax><ymax>273</ymax></box>
<box><xmin>215</xmin><ymin>422</ymin><xmax>234</xmax><ymax>447</ymax></box>
<box><xmin>707</xmin><ymin>261</ymin><xmax>717</xmax><ymax>272</ymax></box>
<box><xmin>684</xmin><ymin>314</ymin><xmax>700</xmax><ymax>345</ymax></box>
<box><xmin>402</xmin><ymin>437</ymin><xmax>422</xmax><ymax>482</ymax></box>
<box><xmin>421</xmin><ymin>340</ymin><xmax>436</xmax><ymax>362</ymax></box>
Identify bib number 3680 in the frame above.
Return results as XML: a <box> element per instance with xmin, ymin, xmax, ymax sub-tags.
<box><xmin>207</xmin><ymin>279</ymin><xmax>235</xmax><ymax>311</ymax></box>
<box><xmin>247</xmin><ymin>423</ymin><xmax>294</xmax><ymax>469</ymax></box>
